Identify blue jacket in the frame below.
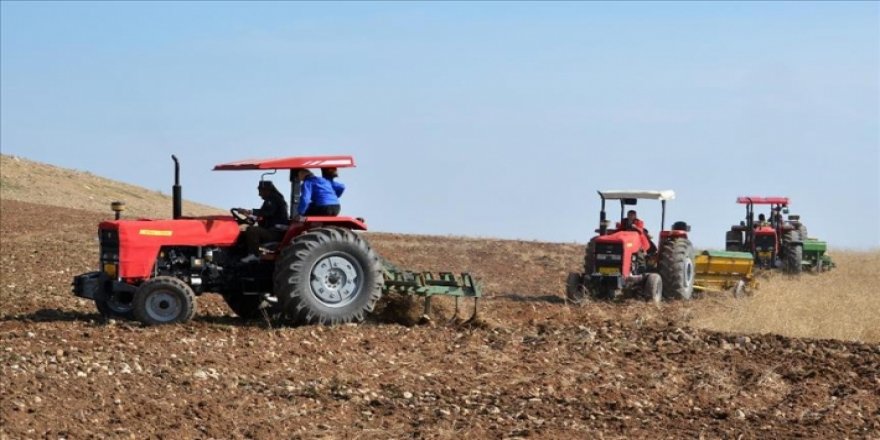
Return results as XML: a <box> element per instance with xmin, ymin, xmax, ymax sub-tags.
<box><xmin>298</xmin><ymin>176</ymin><xmax>341</xmax><ymax>215</ymax></box>
<box><xmin>330</xmin><ymin>180</ymin><xmax>345</xmax><ymax>197</ymax></box>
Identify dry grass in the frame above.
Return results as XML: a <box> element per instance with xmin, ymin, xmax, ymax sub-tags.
<box><xmin>0</xmin><ymin>154</ymin><xmax>222</xmax><ymax>218</ymax></box>
<box><xmin>690</xmin><ymin>251</ymin><xmax>880</xmax><ymax>343</ymax></box>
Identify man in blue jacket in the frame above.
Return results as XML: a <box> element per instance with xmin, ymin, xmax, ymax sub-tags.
<box><xmin>297</xmin><ymin>169</ymin><xmax>342</xmax><ymax>217</ymax></box>
<box><xmin>322</xmin><ymin>167</ymin><xmax>345</xmax><ymax>198</ymax></box>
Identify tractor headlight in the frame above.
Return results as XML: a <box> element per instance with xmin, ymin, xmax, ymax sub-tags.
<box><xmin>103</xmin><ymin>263</ymin><xmax>118</xmax><ymax>277</ymax></box>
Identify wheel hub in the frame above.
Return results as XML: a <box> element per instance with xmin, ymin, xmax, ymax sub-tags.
<box><xmin>145</xmin><ymin>291</ymin><xmax>182</xmax><ymax>322</ymax></box>
<box><xmin>310</xmin><ymin>255</ymin><xmax>362</xmax><ymax>307</ymax></box>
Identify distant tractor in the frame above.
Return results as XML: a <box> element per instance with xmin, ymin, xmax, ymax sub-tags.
<box><xmin>724</xmin><ymin>196</ymin><xmax>809</xmax><ymax>274</ymax></box>
<box><xmin>566</xmin><ymin>190</ymin><xmax>695</xmax><ymax>304</ymax></box>
<box><xmin>73</xmin><ymin>155</ymin><xmax>480</xmax><ymax>326</ymax></box>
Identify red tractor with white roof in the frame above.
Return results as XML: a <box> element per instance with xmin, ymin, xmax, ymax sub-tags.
<box><xmin>72</xmin><ymin>155</ymin><xmax>480</xmax><ymax>326</ymax></box>
<box><xmin>566</xmin><ymin>190</ymin><xmax>695</xmax><ymax>304</ymax></box>
<box><xmin>725</xmin><ymin>196</ymin><xmax>804</xmax><ymax>273</ymax></box>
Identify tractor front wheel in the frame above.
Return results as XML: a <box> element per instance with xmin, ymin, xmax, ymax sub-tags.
<box><xmin>132</xmin><ymin>276</ymin><xmax>196</xmax><ymax>325</ymax></box>
<box><xmin>274</xmin><ymin>227</ymin><xmax>383</xmax><ymax>325</ymax></box>
<box><xmin>565</xmin><ymin>272</ymin><xmax>589</xmax><ymax>304</ymax></box>
<box><xmin>95</xmin><ymin>291</ymin><xmax>135</xmax><ymax>320</ymax></box>
<box><xmin>222</xmin><ymin>292</ymin><xmax>265</xmax><ymax>320</ymax></box>
<box><xmin>643</xmin><ymin>273</ymin><xmax>662</xmax><ymax>304</ymax></box>
<box><xmin>659</xmin><ymin>238</ymin><xmax>695</xmax><ymax>300</ymax></box>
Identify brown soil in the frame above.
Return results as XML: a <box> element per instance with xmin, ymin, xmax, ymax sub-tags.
<box><xmin>1</xmin><ymin>199</ymin><xmax>879</xmax><ymax>439</ymax></box>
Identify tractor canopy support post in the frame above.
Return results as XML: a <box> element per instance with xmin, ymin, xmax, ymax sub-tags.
<box><xmin>289</xmin><ymin>169</ymin><xmax>301</xmax><ymax>218</ymax></box>
<box><xmin>599</xmin><ymin>194</ymin><xmax>607</xmax><ymax>235</ymax></box>
<box><xmin>661</xmin><ymin>200</ymin><xmax>666</xmax><ymax>232</ymax></box>
<box><xmin>171</xmin><ymin>155</ymin><xmax>182</xmax><ymax>219</ymax></box>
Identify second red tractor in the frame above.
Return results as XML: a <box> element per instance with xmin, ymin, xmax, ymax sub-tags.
<box><xmin>566</xmin><ymin>190</ymin><xmax>695</xmax><ymax>304</ymax></box>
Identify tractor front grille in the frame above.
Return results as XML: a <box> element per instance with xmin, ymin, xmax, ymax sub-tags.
<box><xmin>594</xmin><ymin>243</ymin><xmax>623</xmax><ymax>270</ymax></box>
<box><xmin>755</xmin><ymin>234</ymin><xmax>775</xmax><ymax>253</ymax></box>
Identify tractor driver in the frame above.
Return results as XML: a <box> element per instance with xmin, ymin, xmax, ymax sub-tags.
<box><xmin>295</xmin><ymin>169</ymin><xmax>342</xmax><ymax>218</ymax></box>
<box><xmin>235</xmin><ymin>180</ymin><xmax>290</xmax><ymax>263</ymax></box>
<box><xmin>756</xmin><ymin>213</ymin><xmax>770</xmax><ymax>227</ymax></box>
<box><xmin>625</xmin><ymin>210</ymin><xmax>657</xmax><ymax>255</ymax></box>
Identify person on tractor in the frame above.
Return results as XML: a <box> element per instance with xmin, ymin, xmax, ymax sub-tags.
<box><xmin>296</xmin><ymin>169</ymin><xmax>342</xmax><ymax>218</ymax></box>
<box><xmin>625</xmin><ymin>210</ymin><xmax>657</xmax><ymax>255</ymax></box>
<box><xmin>756</xmin><ymin>213</ymin><xmax>770</xmax><ymax>227</ymax></box>
<box><xmin>235</xmin><ymin>180</ymin><xmax>290</xmax><ymax>263</ymax></box>
<box><xmin>322</xmin><ymin>167</ymin><xmax>346</xmax><ymax>198</ymax></box>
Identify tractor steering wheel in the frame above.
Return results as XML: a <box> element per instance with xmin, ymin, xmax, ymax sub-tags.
<box><xmin>230</xmin><ymin>208</ymin><xmax>256</xmax><ymax>226</ymax></box>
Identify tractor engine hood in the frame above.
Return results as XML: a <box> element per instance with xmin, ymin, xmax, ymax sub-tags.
<box><xmin>594</xmin><ymin>231</ymin><xmax>643</xmax><ymax>251</ymax></box>
<box><xmin>99</xmin><ymin>216</ymin><xmax>241</xmax><ymax>279</ymax></box>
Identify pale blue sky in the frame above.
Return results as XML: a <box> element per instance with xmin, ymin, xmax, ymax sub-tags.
<box><xmin>2</xmin><ymin>1</ymin><xmax>878</xmax><ymax>248</ymax></box>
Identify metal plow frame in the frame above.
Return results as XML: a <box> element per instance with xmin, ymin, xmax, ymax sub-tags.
<box><xmin>382</xmin><ymin>268</ymin><xmax>482</xmax><ymax>321</ymax></box>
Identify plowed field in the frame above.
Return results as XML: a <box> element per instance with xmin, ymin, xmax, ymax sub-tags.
<box><xmin>2</xmin><ymin>200</ymin><xmax>878</xmax><ymax>439</ymax></box>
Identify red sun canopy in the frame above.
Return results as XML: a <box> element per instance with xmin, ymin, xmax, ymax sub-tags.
<box><xmin>736</xmin><ymin>196</ymin><xmax>790</xmax><ymax>205</ymax></box>
<box><xmin>213</xmin><ymin>155</ymin><xmax>356</xmax><ymax>171</ymax></box>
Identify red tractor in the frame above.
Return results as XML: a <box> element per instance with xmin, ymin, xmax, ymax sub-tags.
<box><xmin>566</xmin><ymin>190</ymin><xmax>695</xmax><ymax>304</ymax></box>
<box><xmin>725</xmin><ymin>196</ymin><xmax>804</xmax><ymax>274</ymax></box>
<box><xmin>73</xmin><ymin>155</ymin><xmax>388</xmax><ymax>325</ymax></box>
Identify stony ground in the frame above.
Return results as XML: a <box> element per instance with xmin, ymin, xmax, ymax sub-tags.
<box><xmin>1</xmin><ymin>200</ymin><xmax>878</xmax><ymax>439</ymax></box>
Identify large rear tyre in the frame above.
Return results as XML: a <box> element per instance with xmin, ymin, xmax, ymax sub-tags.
<box><xmin>95</xmin><ymin>291</ymin><xmax>135</xmax><ymax>320</ymax></box>
<box><xmin>782</xmin><ymin>230</ymin><xmax>803</xmax><ymax>275</ymax></box>
<box><xmin>583</xmin><ymin>240</ymin><xmax>596</xmax><ymax>275</ymax></box>
<box><xmin>725</xmin><ymin>230</ymin><xmax>743</xmax><ymax>252</ymax></box>
<box><xmin>659</xmin><ymin>238</ymin><xmax>695</xmax><ymax>300</ymax></box>
<box><xmin>132</xmin><ymin>276</ymin><xmax>196</xmax><ymax>325</ymax></box>
<box><xmin>274</xmin><ymin>227</ymin><xmax>383</xmax><ymax>325</ymax></box>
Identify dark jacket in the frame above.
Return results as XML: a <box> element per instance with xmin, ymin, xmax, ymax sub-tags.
<box><xmin>253</xmin><ymin>192</ymin><xmax>289</xmax><ymax>229</ymax></box>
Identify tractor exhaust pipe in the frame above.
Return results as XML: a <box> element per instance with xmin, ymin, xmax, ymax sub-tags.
<box><xmin>172</xmin><ymin>155</ymin><xmax>182</xmax><ymax>219</ymax></box>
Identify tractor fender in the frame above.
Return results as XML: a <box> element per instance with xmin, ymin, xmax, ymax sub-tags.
<box><xmin>281</xmin><ymin>216</ymin><xmax>368</xmax><ymax>245</ymax></box>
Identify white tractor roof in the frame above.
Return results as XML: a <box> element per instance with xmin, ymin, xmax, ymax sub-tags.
<box><xmin>599</xmin><ymin>190</ymin><xmax>676</xmax><ymax>201</ymax></box>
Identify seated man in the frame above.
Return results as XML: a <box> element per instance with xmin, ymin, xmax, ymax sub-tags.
<box><xmin>297</xmin><ymin>169</ymin><xmax>341</xmax><ymax>217</ymax></box>
<box><xmin>624</xmin><ymin>210</ymin><xmax>656</xmax><ymax>255</ymax></box>
<box><xmin>322</xmin><ymin>167</ymin><xmax>346</xmax><ymax>198</ymax></box>
<box><xmin>756</xmin><ymin>213</ymin><xmax>770</xmax><ymax>228</ymax></box>
<box><xmin>234</xmin><ymin>180</ymin><xmax>290</xmax><ymax>263</ymax></box>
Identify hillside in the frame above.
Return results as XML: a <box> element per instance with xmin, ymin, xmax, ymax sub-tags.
<box><xmin>0</xmin><ymin>154</ymin><xmax>222</xmax><ymax>218</ymax></box>
<box><xmin>0</xmin><ymin>157</ymin><xmax>878</xmax><ymax>438</ymax></box>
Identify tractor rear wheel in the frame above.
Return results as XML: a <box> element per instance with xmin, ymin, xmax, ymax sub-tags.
<box><xmin>274</xmin><ymin>227</ymin><xmax>383</xmax><ymax>325</ymax></box>
<box><xmin>132</xmin><ymin>276</ymin><xmax>196</xmax><ymax>325</ymax></box>
<box><xmin>583</xmin><ymin>240</ymin><xmax>596</xmax><ymax>275</ymax></box>
<box><xmin>95</xmin><ymin>291</ymin><xmax>135</xmax><ymax>320</ymax></box>
<box><xmin>659</xmin><ymin>238</ymin><xmax>695</xmax><ymax>300</ymax></box>
<box><xmin>782</xmin><ymin>230</ymin><xmax>803</xmax><ymax>274</ymax></box>
<box><xmin>725</xmin><ymin>230</ymin><xmax>742</xmax><ymax>252</ymax></box>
